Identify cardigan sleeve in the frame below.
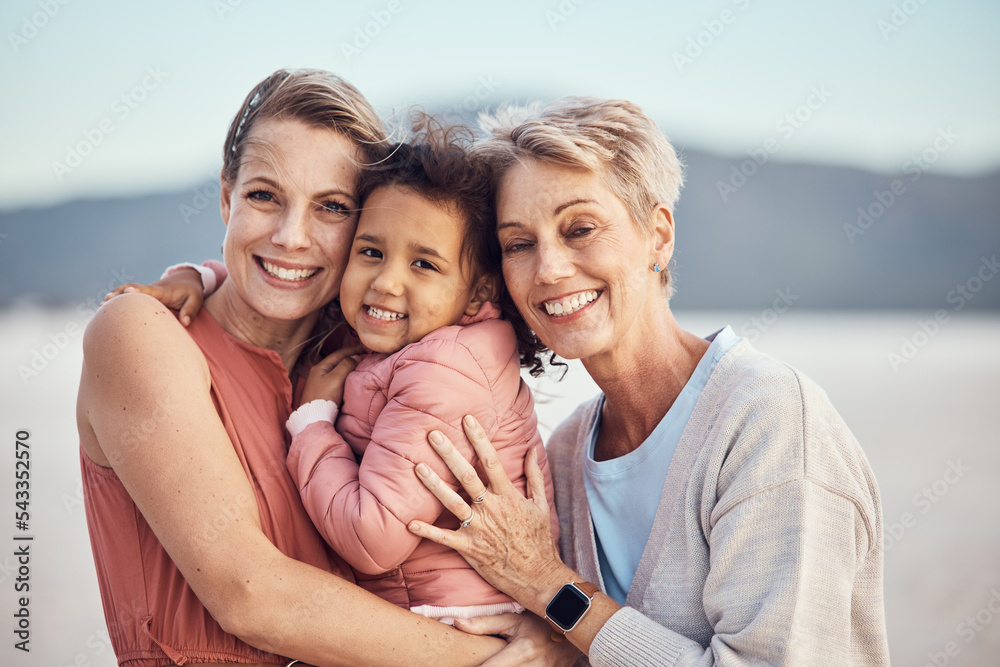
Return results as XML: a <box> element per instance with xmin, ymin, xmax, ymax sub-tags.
<box><xmin>286</xmin><ymin>338</ymin><xmax>500</xmax><ymax>575</ymax></box>
<box><xmin>589</xmin><ymin>479</ymin><xmax>870</xmax><ymax>665</ymax></box>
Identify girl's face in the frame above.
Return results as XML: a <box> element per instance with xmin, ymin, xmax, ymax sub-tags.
<box><xmin>220</xmin><ymin>118</ymin><xmax>361</xmax><ymax>322</ymax></box>
<box><xmin>339</xmin><ymin>185</ymin><xmax>486</xmax><ymax>354</ymax></box>
<box><xmin>496</xmin><ymin>159</ymin><xmax>672</xmax><ymax>362</ymax></box>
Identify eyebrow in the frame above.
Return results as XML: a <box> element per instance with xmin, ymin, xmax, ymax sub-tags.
<box><xmin>554</xmin><ymin>198</ymin><xmax>597</xmax><ymax>214</ymax></box>
<box><xmin>412</xmin><ymin>244</ymin><xmax>447</xmax><ymax>262</ymax></box>
<box><xmin>355</xmin><ymin>233</ymin><xmax>448</xmax><ymax>262</ymax></box>
<box><xmin>243</xmin><ymin>176</ymin><xmax>281</xmax><ymax>190</ymax></box>
<box><xmin>497</xmin><ymin>198</ymin><xmax>598</xmax><ymax>231</ymax></box>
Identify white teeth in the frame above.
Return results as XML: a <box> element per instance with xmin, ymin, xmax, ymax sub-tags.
<box><xmin>366</xmin><ymin>305</ymin><xmax>406</xmax><ymax>321</ymax></box>
<box><xmin>261</xmin><ymin>259</ymin><xmax>318</xmax><ymax>282</ymax></box>
<box><xmin>543</xmin><ymin>290</ymin><xmax>599</xmax><ymax>316</ymax></box>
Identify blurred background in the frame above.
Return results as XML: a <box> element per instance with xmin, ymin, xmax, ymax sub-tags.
<box><xmin>1</xmin><ymin>0</ymin><xmax>998</xmax><ymax>665</ymax></box>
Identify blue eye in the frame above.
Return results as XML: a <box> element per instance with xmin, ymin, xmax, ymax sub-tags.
<box><xmin>323</xmin><ymin>200</ymin><xmax>350</xmax><ymax>214</ymax></box>
<box><xmin>503</xmin><ymin>241</ymin><xmax>532</xmax><ymax>254</ymax></box>
<box><xmin>248</xmin><ymin>189</ymin><xmax>275</xmax><ymax>202</ymax></box>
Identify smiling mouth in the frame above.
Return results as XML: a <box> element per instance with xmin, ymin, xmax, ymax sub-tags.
<box><xmin>542</xmin><ymin>290</ymin><xmax>601</xmax><ymax>316</ymax></box>
<box><xmin>366</xmin><ymin>305</ymin><xmax>407</xmax><ymax>321</ymax></box>
<box><xmin>258</xmin><ymin>258</ymin><xmax>320</xmax><ymax>282</ymax></box>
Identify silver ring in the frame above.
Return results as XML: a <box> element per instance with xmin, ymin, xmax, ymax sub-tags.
<box><xmin>473</xmin><ymin>491</ymin><xmax>487</xmax><ymax>504</ymax></box>
<box><xmin>460</xmin><ymin>508</ymin><xmax>476</xmax><ymax>528</ymax></box>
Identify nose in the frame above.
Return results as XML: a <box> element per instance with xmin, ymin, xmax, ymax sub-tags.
<box><xmin>271</xmin><ymin>204</ymin><xmax>312</xmax><ymax>252</ymax></box>
<box><xmin>370</xmin><ymin>261</ymin><xmax>404</xmax><ymax>296</ymax></box>
<box><xmin>534</xmin><ymin>239</ymin><xmax>574</xmax><ymax>285</ymax></box>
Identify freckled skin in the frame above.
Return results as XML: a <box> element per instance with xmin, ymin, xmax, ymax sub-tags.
<box><xmin>216</xmin><ymin>118</ymin><xmax>361</xmax><ymax>327</ymax></box>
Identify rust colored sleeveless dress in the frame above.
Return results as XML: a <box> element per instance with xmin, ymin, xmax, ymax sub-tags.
<box><xmin>81</xmin><ymin>309</ymin><xmax>350</xmax><ymax>666</ymax></box>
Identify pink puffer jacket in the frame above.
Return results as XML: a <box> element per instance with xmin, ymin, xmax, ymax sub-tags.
<box><xmin>286</xmin><ymin>303</ymin><xmax>558</xmax><ymax>611</ymax></box>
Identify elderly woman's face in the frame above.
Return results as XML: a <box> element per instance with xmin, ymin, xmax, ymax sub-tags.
<box><xmin>497</xmin><ymin>159</ymin><xmax>666</xmax><ymax>361</ymax></box>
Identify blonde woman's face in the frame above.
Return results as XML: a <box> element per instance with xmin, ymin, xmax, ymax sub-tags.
<box><xmin>220</xmin><ymin>118</ymin><xmax>361</xmax><ymax>322</ymax></box>
<box><xmin>496</xmin><ymin>159</ymin><xmax>667</xmax><ymax>362</ymax></box>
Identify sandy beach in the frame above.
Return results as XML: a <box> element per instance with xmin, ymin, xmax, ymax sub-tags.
<box><xmin>0</xmin><ymin>307</ymin><xmax>997</xmax><ymax>666</ymax></box>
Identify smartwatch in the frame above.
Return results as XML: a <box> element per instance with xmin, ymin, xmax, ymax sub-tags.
<box><xmin>545</xmin><ymin>581</ymin><xmax>599</xmax><ymax>635</ymax></box>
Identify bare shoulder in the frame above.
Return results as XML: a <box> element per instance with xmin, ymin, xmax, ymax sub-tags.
<box><xmin>83</xmin><ymin>292</ymin><xmax>208</xmax><ymax>380</ymax></box>
<box><xmin>79</xmin><ymin>293</ymin><xmax>210</xmax><ymax>465</ymax></box>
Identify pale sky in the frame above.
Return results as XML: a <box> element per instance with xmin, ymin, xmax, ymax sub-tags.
<box><xmin>1</xmin><ymin>0</ymin><xmax>997</xmax><ymax>210</ymax></box>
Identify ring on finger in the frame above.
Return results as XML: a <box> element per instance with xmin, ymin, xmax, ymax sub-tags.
<box><xmin>460</xmin><ymin>508</ymin><xmax>476</xmax><ymax>528</ymax></box>
<box><xmin>473</xmin><ymin>491</ymin><xmax>487</xmax><ymax>504</ymax></box>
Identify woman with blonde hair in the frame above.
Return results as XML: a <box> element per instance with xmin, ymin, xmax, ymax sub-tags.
<box><xmin>79</xmin><ymin>69</ymin><xmax>546</xmax><ymax>666</ymax></box>
<box><xmin>411</xmin><ymin>97</ymin><xmax>890</xmax><ymax>666</ymax></box>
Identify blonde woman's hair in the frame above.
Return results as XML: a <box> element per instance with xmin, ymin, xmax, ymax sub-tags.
<box><xmin>473</xmin><ymin>97</ymin><xmax>684</xmax><ymax>291</ymax></box>
<box><xmin>222</xmin><ymin>68</ymin><xmax>388</xmax><ymax>185</ymax></box>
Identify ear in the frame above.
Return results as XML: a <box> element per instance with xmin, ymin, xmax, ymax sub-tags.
<box><xmin>220</xmin><ymin>175</ymin><xmax>233</xmax><ymax>226</ymax></box>
<box><xmin>463</xmin><ymin>273</ymin><xmax>499</xmax><ymax>317</ymax></box>
<box><xmin>650</xmin><ymin>204</ymin><xmax>675</xmax><ymax>268</ymax></box>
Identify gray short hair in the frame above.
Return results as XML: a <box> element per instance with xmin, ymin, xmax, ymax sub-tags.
<box><xmin>472</xmin><ymin>97</ymin><xmax>684</xmax><ymax>290</ymax></box>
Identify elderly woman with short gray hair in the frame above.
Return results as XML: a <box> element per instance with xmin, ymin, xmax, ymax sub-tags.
<box><xmin>410</xmin><ymin>97</ymin><xmax>890</xmax><ymax>666</ymax></box>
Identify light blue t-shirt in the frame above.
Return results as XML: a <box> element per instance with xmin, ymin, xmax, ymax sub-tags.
<box><xmin>582</xmin><ymin>326</ymin><xmax>740</xmax><ymax>605</ymax></box>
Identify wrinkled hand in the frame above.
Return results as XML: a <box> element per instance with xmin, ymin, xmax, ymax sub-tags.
<box><xmin>104</xmin><ymin>269</ymin><xmax>205</xmax><ymax>327</ymax></box>
<box><xmin>455</xmin><ymin>612</ymin><xmax>581</xmax><ymax>667</ymax></box>
<box><xmin>300</xmin><ymin>346</ymin><xmax>364</xmax><ymax>406</ymax></box>
<box><xmin>408</xmin><ymin>415</ymin><xmax>567</xmax><ymax>612</ymax></box>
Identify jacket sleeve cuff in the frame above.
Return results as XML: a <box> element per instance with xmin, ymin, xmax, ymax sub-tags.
<box><xmin>162</xmin><ymin>262</ymin><xmax>218</xmax><ymax>295</ymax></box>
<box><xmin>286</xmin><ymin>400</ymin><xmax>339</xmax><ymax>437</ymax></box>
<box><xmin>203</xmin><ymin>259</ymin><xmax>228</xmax><ymax>292</ymax></box>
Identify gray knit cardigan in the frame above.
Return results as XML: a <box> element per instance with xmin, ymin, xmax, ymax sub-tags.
<box><xmin>547</xmin><ymin>340</ymin><xmax>890</xmax><ymax>666</ymax></box>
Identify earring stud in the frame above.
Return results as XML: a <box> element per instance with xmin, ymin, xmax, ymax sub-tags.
<box><xmin>653</xmin><ymin>264</ymin><xmax>661</xmax><ymax>273</ymax></box>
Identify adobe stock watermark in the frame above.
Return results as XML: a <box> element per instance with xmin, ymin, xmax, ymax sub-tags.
<box><xmin>738</xmin><ymin>288</ymin><xmax>800</xmax><ymax>342</ymax></box>
<box><xmin>923</xmin><ymin>587</ymin><xmax>1000</xmax><ymax>667</ymax></box>
<box><xmin>7</xmin><ymin>0</ymin><xmax>72</xmax><ymax>53</ymax></box>
<box><xmin>16</xmin><ymin>267</ymin><xmax>135</xmax><ymax>385</ymax></box>
<box><xmin>717</xmin><ymin>85</ymin><xmax>833</xmax><ymax>202</ymax></box>
<box><xmin>883</xmin><ymin>459</ymin><xmax>969</xmax><ymax>551</ymax></box>
<box><xmin>844</xmin><ymin>127</ymin><xmax>958</xmax><ymax>244</ymax></box>
<box><xmin>55</xmin><ymin>625</ymin><xmax>115</xmax><ymax>667</ymax></box>
<box><xmin>213</xmin><ymin>0</ymin><xmax>246</xmax><ymax>20</ymax></box>
<box><xmin>51</xmin><ymin>66</ymin><xmax>169</xmax><ymax>182</ymax></box>
<box><xmin>673</xmin><ymin>0</ymin><xmax>752</xmax><ymax>74</ymax></box>
<box><xmin>546</xmin><ymin>0</ymin><xmax>588</xmax><ymax>30</ymax></box>
<box><xmin>441</xmin><ymin>75</ymin><xmax>501</xmax><ymax>124</ymax></box>
<box><xmin>340</xmin><ymin>0</ymin><xmax>404</xmax><ymax>63</ymax></box>
<box><xmin>878</xmin><ymin>0</ymin><xmax>933</xmax><ymax>41</ymax></box>
<box><xmin>178</xmin><ymin>172</ymin><xmax>222</xmax><ymax>224</ymax></box>
<box><xmin>887</xmin><ymin>254</ymin><xmax>997</xmax><ymax>371</ymax></box>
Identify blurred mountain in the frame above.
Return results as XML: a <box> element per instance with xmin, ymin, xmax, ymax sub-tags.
<box><xmin>1</xmin><ymin>149</ymin><xmax>998</xmax><ymax>310</ymax></box>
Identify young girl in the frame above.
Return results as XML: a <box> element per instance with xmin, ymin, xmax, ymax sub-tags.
<box><xmin>122</xmin><ymin>120</ymin><xmax>559</xmax><ymax>625</ymax></box>
<box><xmin>285</xmin><ymin>123</ymin><xmax>559</xmax><ymax>624</ymax></box>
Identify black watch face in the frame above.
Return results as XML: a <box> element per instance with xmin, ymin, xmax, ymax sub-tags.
<box><xmin>547</xmin><ymin>584</ymin><xmax>590</xmax><ymax>630</ymax></box>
